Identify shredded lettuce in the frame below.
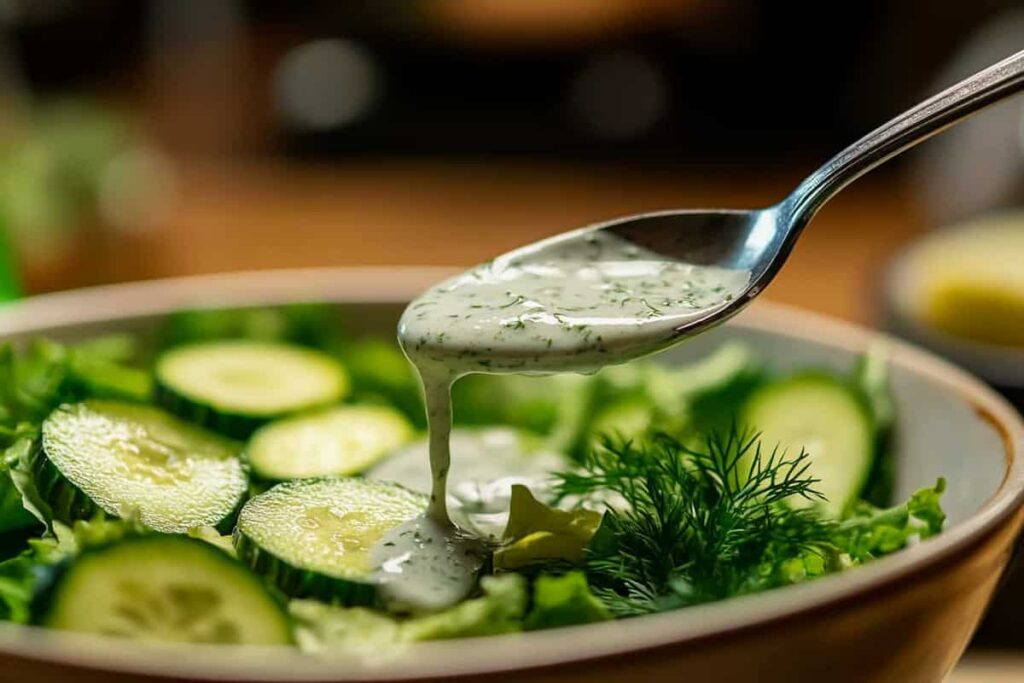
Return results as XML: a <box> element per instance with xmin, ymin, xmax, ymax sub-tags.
<box><xmin>0</xmin><ymin>431</ymin><xmax>40</xmax><ymax>533</ymax></box>
<box><xmin>291</xmin><ymin>574</ymin><xmax>528</xmax><ymax>656</ymax></box>
<box><xmin>186</xmin><ymin>527</ymin><xmax>237</xmax><ymax>557</ymax></box>
<box><xmin>157</xmin><ymin>304</ymin><xmax>343</xmax><ymax>350</ymax></box>
<box><xmin>0</xmin><ymin>337</ymin><xmax>150</xmax><ymax>532</ymax></box>
<box><xmin>853</xmin><ymin>342</ymin><xmax>897</xmax><ymax>507</ymax></box>
<box><xmin>834</xmin><ymin>478</ymin><xmax>946</xmax><ymax>563</ymax></box>
<box><xmin>290</xmin><ymin>603</ymin><xmax>403</xmax><ymax>658</ymax></box>
<box><xmin>452</xmin><ymin>373</ymin><xmax>592</xmax><ymax>448</ymax></box>
<box><xmin>568</xmin><ymin>343</ymin><xmax>764</xmax><ymax>457</ymax></box>
<box><xmin>290</xmin><ymin>570</ymin><xmax>608</xmax><ymax>655</ymax></box>
<box><xmin>524</xmin><ymin>572</ymin><xmax>611</xmax><ymax>630</ymax></box>
<box><xmin>400</xmin><ymin>574</ymin><xmax>527</xmax><ymax>640</ymax></box>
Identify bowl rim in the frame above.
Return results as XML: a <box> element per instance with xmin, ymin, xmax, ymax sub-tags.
<box><xmin>0</xmin><ymin>266</ymin><xmax>1021</xmax><ymax>682</ymax></box>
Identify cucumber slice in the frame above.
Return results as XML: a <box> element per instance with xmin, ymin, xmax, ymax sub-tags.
<box><xmin>37</xmin><ymin>536</ymin><xmax>291</xmax><ymax>645</ymax></box>
<box><xmin>741</xmin><ymin>373</ymin><xmax>873</xmax><ymax>517</ymax></box>
<box><xmin>38</xmin><ymin>400</ymin><xmax>247</xmax><ymax>533</ymax></box>
<box><xmin>248</xmin><ymin>405</ymin><xmax>414</xmax><ymax>480</ymax></box>
<box><xmin>155</xmin><ymin>341</ymin><xmax>348</xmax><ymax>438</ymax></box>
<box><xmin>235</xmin><ymin>478</ymin><xmax>425</xmax><ymax>604</ymax></box>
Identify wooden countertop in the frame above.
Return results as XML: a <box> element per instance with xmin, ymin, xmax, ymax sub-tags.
<box><xmin>952</xmin><ymin>654</ymin><xmax>1024</xmax><ymax>682</ymax></box>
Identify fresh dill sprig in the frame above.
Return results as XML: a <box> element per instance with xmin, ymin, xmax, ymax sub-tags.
<box><xmin>553</xmin><ymin>427</ymin><xmax>835</xmax><ymax>616</ymax></box>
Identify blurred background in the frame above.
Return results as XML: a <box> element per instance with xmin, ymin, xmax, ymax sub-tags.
<box><xmin>0</xmin><ymin>0</ymin><xmax>1022</xmax><ymax>676</ymax></box>
<box><xmin>0</xmin><ymin>0</ymin><xmax>1020</xmax><ymax>298</ymax></box>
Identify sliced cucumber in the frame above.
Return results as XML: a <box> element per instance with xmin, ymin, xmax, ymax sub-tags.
<box><xmin>155</xmin><ymin>340</ymin><xmax>348</xmax><ymax>438</ymax></box>
<box><xmin>248</xmin><ymin>405</ymin><xmax>414</xmax><ymax>481</ymax></box>
<box><xmin>37</xmin><ymin>536</ymin><xmax>291</xmax><ymax>645</ymax></box>
<box><xmin>741</xmin><ymin>373</ymin><xmax>873</xmax><ymax>517</ymax></box>
<box><xmin>37</xmin><ymin>400</ymin><xmax>247</xmax><ymax>533</ymax></box>
<box><xmin>235</xmin><ymin>478</ymin><xmax>425</xmax><ymax>604</ymax></box>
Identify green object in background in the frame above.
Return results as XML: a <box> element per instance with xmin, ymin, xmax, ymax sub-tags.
<box><xmin>0</xmin><ymin>210</ymin><xmax>21</xmax><ymax>302</ymax></box>
<box><xmin>0</xmin><ymin>98</ymin><xmax>136</xmax><ymax>301</ymax></box>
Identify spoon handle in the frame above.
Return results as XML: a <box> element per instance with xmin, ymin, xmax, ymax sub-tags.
<box><xmin>787</xmin><ymin>48</ymin><xmax>1024</xmax><ymax>226</ymax></box>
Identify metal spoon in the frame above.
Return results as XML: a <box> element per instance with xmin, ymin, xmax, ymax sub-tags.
<box><xmin>514</xmin><ymin>48</ymin><xmax>1024</xmax><ymax>346</ymax></box>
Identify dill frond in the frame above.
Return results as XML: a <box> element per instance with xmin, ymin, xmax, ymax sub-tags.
<box><xmin>553</xmin><ymin>426</ymin><xmax>836</xmax><ymax>616</ymax></box>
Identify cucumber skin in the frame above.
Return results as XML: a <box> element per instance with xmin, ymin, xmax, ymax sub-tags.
<box><xmin>232</xmin><ymin>527</ymin><xmax>378</xmax><ymax>606</ymax></box>
<box><xmin>32</xmin><ymin>536</ymin><xmax>293</xmax><ymax>643</ymax></box>
<box><xmin>32</xmin><ymin>436</ymin><xmax>246</xmax><ymax>535</ymax></box>
<box><xmin>33</xmin><ymin>550</ymin><xmax>96</xmax><ymax>627</ymax></box>
<box><xmin>30</xmin><ymin>540</ymin><xmax>142</xmax><ymax>627</ymax></box>
<box><xmin>154</xmin><ymin>379</ymin><xmax>273</xmax><ymax>440</ymax></box>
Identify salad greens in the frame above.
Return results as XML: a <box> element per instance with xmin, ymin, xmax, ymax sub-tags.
<box><xmin>554</xmin><ymin>430</ymin><xmax>943</xmax><ymax>615</ymax></box>
<box><xmin>0</xmin><ymin>336</ymin><xmax>151</xmax><ymax>535</ymax></box>
<box><xmin>494</xmin><ymin>485</ymin><xmax>602</xmax><ymax>571</ymax></box>
<box><xmin>0</xmin><ymin>515</ymin><xmax>144</xmax><ymax>622</ymax></box>
<box><xmin>0</xmin><ymin>304</ymin><xmax>947</xmax><ymax>655</ymax></box>
<box><xmin>291</xmin><ymin>573</ymin><xmax>528</xmax><ymax>655</ymax></box>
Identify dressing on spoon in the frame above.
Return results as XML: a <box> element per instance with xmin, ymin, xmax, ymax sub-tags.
<box><xmin>371</xmin><ymin>231</ymin><xmax>748</xmax><ymax>610</ymax></box>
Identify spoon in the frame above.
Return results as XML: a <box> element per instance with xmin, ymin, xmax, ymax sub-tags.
<box><xmin>401</xmin><ymin>50</ymin><xmax>1024</xmax><ymax>376</ymax></box>
<box><xmin>577</xmin><ymin>52</ymin><xmax>1024</xmax><ymax>326</ymax></box>
<box><xmin>596</xmin><ymin>49</ymin><xmax>1024</xmax><ymax>334</ymax></box>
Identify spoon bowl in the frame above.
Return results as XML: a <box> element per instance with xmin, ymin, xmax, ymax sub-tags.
<box><xmin>590</xmin><ymin>207</ymin><xmax>774</xmax><ymax>324</ymax></box>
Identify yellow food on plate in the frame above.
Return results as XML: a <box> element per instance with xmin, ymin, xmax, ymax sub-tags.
<box><xmin>901</xmin><ymin>214</ymin><xmax>1024</xmax><ymax>348</ymax></box>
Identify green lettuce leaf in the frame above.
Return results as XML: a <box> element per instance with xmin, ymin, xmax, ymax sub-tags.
<box><xmin>157</xmin><ymin>304</ymin><xmax>343</xmax><ymax>350</ymax></box>
<box><xmin>290</xmin><ymin>574</ymin><xmax>528</xmax><ymax>656</ymax></box>
<box><xmin>834</xmin><ymin>478</ymin><xmax>946</xmax><ymax>563</ymax></box>
<box><xmin>524</xmin><ymin>571</ymin><xmax>611</xmax><ymax>630</ymax></box>
<box><xmin>6</xmin><ymin>430</ymin><xmax>51</xmax><ymax>530</ymax></box>
<box><xmin>0</xmin><ymin>430</ymin><xmax>40</xmax><ymax>533</ymax></box>
<box><xmin>0</xmin><ymin>336</ymin><xmax>151</xmax><ymax>531</ymax></box>
<box><xmin>853</xmin><ymin>343</ymin><xmax>897</xmax><ymax>506</ymax></box>
<box><xmin>67</xmin><ymin>352</ymin><xmax>151</xmax><ymax>402</ymax></box>
<box><xmin>493</xmin><ymin>485</ymin><xmax>602</xmax><ymax>571</ymax></box>
<box><xmin>571</xmin><ymin>343</ymin><xmax>764</xmax><ymax>456</ymax></box>
<box><xmin>186</xmin><ymin>526</ymin><xmax>237</xmax><ymax>557</ymax></box>
<box><xmin>453</xmin><ymin>373</ymin><xmax>592</xmax><ymax>448</ymax></box>
<box><xmin>291</xmin><ymin>604</ymin><xmax>401</xmax><ymax>658</ymax></box>
<box><xmin>401</xmin><ymin>574</ymin><xmax>527</xmax><ymax>640</ymax></box>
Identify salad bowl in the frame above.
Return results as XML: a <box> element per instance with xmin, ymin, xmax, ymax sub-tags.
<box><xmin>0</xmin><ymin>267</ymin><xmax>1020</xmax><ymax>683</ymax></box>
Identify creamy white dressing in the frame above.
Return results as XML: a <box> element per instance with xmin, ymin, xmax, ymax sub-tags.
<box><xmin>370</xmin><ymin>428</ymin><xmax>568</xmax><ymax>539</ymax></box>
<box><xmin>370</xmin><ymin>515</ymin><xmax>485</xmax><ymax>613</ymax></box>
<box><xmin>374</xmin><ymin>231</ymin><xmax>749</xmax><ymax>610</ymax></box>
<box><xmin>400</xmin><ymin>232</ymin><xmax>749</xmax><ymax>374</ymax></box>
